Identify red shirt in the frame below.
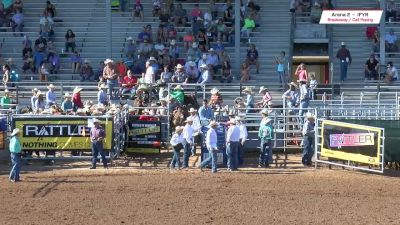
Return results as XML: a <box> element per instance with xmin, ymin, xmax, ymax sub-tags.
<box><xmin>116</xmin><ymin>63</ymin><xmax>127</xmax><ymax>77</ymax></box>
<box><xmin>123</xmin><ymin>76</ymin><xmax>137</xmax><ymax>89</ymax></box>
<box><xmin>72</xmin><ymin>92</ymin><xmax>83</xmax><ymax>108</ymax></box>
<box><xmin>191</xmin><ymin>8</ymin><xmax>202</xmax><ymax>17</ymax></box>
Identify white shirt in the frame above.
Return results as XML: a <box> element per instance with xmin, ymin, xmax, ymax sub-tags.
<box><xmin>183</xmin><ymin>124</ymin><xmax>194</xmax><ymax>144</ymax></box>
<box><xmin>144</xmin><ymin>66</ymin><xmax>155</xmax><ymax>84</ymax></box>
<box><xmin>188</xmin><ymin>115</ymin><xmax>201</xmax><ymax>133</ymax></box>
<box><xmin>226</xmin><ymin>125</ymin><xmax>241</xmax><ymax>142</ymax></box>
<box><xmin>170</xmin><ymin>133</ymin><xmax>183</xmax><ymax>146</ymax></box>
<box><xmin>206</xmin><ymin>128</ymin><xmax>218</xmax><ymax>149</ymax></box>
<box><xmin>387</xmin><ymin>66</ymin><xmax>399</xmax><ymax>80</ymax></box>
<box><xmin>239</xmin><ymin>123</ymin><xmax>248</xmax><ymax>140</ymax></box>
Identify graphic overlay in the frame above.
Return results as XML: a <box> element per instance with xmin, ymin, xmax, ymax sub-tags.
<box><xmin>13</xmin><ymin>117</ymin><xmax>114</xmax><ymax>151</ymax></box>
<box><xmin>320</xmin><ymin>10</ymin><xmax>382</xmax><ymax>24</ymax></box>
<box><xmin>126</xmin><ymin>116</ymin><xmax>161</xmax><ymax>154</ymax></box>
<box><xmin>321</xmin><ymin>120</ymin><xmax>382</xmax><ymax>165</ymax></box>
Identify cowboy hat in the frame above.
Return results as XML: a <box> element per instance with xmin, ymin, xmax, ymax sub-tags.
<box><xmin>64</xmin><ymin>92</ymin><xmax>71</xmax><ymax>98</ymax></box>
<box><xmin>104</xmin><ymin>58</ymin><xmax>114</xmax><ymax>64</ymax></box>
<box><xmin>289</xmin><ymin>82</ymin><xmax>298</xmax><ymax>88</ymax></box>
<box><xmin>92</xmin><ymin>118</ymin><xmax>101</xmax><ymax>123</ymax></box>
<box><xmin>176</xmin><ymin>64</ymin><xmax>184</xmax><ymax>69</ymax></box>
<box><xmin>200</xmin><ymin>64</ymin><xmax>208</xmax><ymax>69</ymax></box>
<box><xmin>188</xmin><ymin>108</ymin><xmax>197</xmax><ymax>113</ymax></box>
<box><xmin>149</xmin><ymin>56</ymin><xmax>157</xmax><ymax>61</ymax></box>
<box><xmin>174</xmin><ymin>85</ymin><xmax>184</xmax><ymax>91</ymax></box>
<box><xmin>260</xmin><ymin>108</ymin><xmax>269</xmax><ymax>115</ymax></box>
<box><xmin>47</xmin><ymin>84</ymin><xmax>55</xmax><ymax>89</ymax></box>
<box><xmin>73</xmin><ymin>86</ymin><xmax>83</xmax><ymax>94</ymax></box>
<box><xmin>235</xmin><ymin>116</ymin><xmax>243</xmax><ymax>121</ymax></box>
<box><xmin>4</xmin><ymin>89</ymin><xmax>10</xmax><ymax>93</ymax></box>
<box><xmin>175</xmin><ymin>126</ymin><xmax>184</xmax><ymax>133</ymax></box>
<box><xmin>99</xmin><ymin>84</ymin><xmax>107</xmax><ymax>89</ymax></box>
<box><xmin>263</xmin><ymin>117</ymin><xmax>272</xmax><ymax>124</ymax></box>
<box><xmin>36</xmin><ymin>91</ymin><xmax>43</xmax><ymax>97</ymax></box>
<box><xmin>210</xmin><ymin>88</ymin><xmax>219</xmax><ymax>94</ymax></box>
<box><xmin>341</xmin><ymin>42</ymin><xmax>346</xmax><ymax>46</ymax></box>
<box><xmin>170</xmin><ymin>39</ymin><xmax>176</xmax><ymax>45</ymax></box>
<box><xmin>185</xmin><ymin>118</ymin><xmax>193</xmax><ymax>123</ymax></box>
<box><xmin>11</xmin><ymin>128</ymin><xmax>20</xmax><ymax>136</ymax></box>
<box><xmin>209</xmin><ymin>121</ymin><xmax>218</xmax><ymax>127</ymax></box>
<box><xmin>268</xmin><ymin>101</ymin><xmax>273</xmax><ymax>106</ymax></box>
<box><xmin>137</xmin><ymin>84</ymin><xmax>149</xmax><ymax>91</ymax></box>
<box><xmin>32</xmin><ymin>88</ymin><xmax>38</xmax><ymax>92</ymax></box>
<box><xmin>243</xmin><ymin>87</ymin><xmax>252</xmax><ymax>93</ymax></box>
<box><xmin>126</xmin><ymin>36</ymin><xmax>133</xmax><ymax>41</ymax></box>
<box><xmin>259</xmin><ymin>86</ymin><xmax>268</xmax><ymax>93</ymax></box>
<box><xmin>306</xmin><ymin>112</ymin><xmax>315</xmax><ymax>119</ymax></box>
<box><xmin>208</xmin><ymin>48</ymin><xmax>215</xmax><ymax>52</ymax></box>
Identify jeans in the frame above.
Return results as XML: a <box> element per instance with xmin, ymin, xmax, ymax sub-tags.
<box><xmin>200</xmin><ymin>147</ymin><xmax>217</xmax><ymax>172</ymax></box>
<box><xmin>12</xmin><ymin>23</ymin><xmax>23</xmax><ymax>35</ymax></box>
<box><xmin>9</xmin><ymin>153</ymin><xmax>21</xmax><ymax>181</ymax></box>
<box><xmin>226</xmin><ymin>141</ymin><xmax>239</xmax><ymax>170</ymax></box>
<box><xmin>65</xmin><ymin>42</ymin><xmax>76</xmax><ymax>52</ymax></box>
<box><xmin>365</xmin><ymin>69</ymin><xmax>378</xmax><ymax>80</ymax></box>
<box><xmin>302</xmin><ymin>136</ymin><xmax>314</xmax><ymax>166</ymax></box>
<box><xmin>299</xmin><ymin>100</ymin><xmax>309</xmax><ymax>118</ymax></box>
<box><xmin>121</xmin><ymin>88</ymin><xmax>136</xmax><ymax>99</ymax></box>
<box><xmin>238</xmin><ymin>140</ymin><xmax>245</xmax><ymax>166</ymax></box>
<box><xmin>277</xmin><ymin>71</ymin><xmax>285</xmax><ymax>86</ymax></box>
<box><xmin>340</xmin><ymin>61</ymin><xmax>348</xmax><ymax>81</ymax></box>
<box><xmin>259</xmin><ymin>139</ymin><xmax>272</xmax><ymax>166</ymax></box>
<box><xmin>171</xmin><ymin>143</ymin><xmax>183</xmax><ymax>168</ymax></box>
<box><xmin>107</xmin><ymin>79</ymin><xmax>119</xmax><ymax>99</ymax></box>
<box><xmin>182</xmin><ymin>140</ymin><xmax>192</xmax><ymax>167</ymax></box>
<box><xmin>91</xmin><ymin>141</ymin><xmax>107</xmax><ymax>168</ymax></box>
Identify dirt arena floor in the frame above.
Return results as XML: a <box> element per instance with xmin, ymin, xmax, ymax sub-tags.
<box><xmin>1</xmin><ymin>155</ymin><xmax>400</xmax><ymax>225</ymax></box>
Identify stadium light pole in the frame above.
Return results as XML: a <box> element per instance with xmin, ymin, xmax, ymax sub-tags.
<box><xmin>106</xmin><ymin>0</ymin><xmax>112</xmax><ymax>59</ymax></box>
<box><xmin>379</xmin><ymin>0</ymin><xmax>386</xmax><ymax>67</ymax></box>
<box><xmin>234</xmin><ymin>0</ymin><xmax>241</xmax><ymax>80</ymax></box>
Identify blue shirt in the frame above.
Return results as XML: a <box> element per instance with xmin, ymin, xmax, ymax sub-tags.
<box><xmin>31</xmin><ymin>96</ymin><xmax>37</xmax><ymax>109</ymax></box>
<box><xmin>245</xmin><ymin>94</ymin><xmax>254</xmax><ymax>107</ymax></box>
<box><xmin>9</xmin><ymin>136</ymin><xmax>21</xmax><ymax>153</ymax></box>
<box><xmin>61</xmin><ymin>100</ymin><xmax>73</xmax><ymax>112</ymax></box>
<box><xmin>46</xmin><ymin>90</ymin><xmax>57</xmax><ymax>105</ymax></box>
<box><xmin>98</xmin><ymin>90</ymin><xmax>108</xmax><ymax>105</ymax></box>
<box><xmin>199</xmin><ymin>106</ymin><xmax>214</xmax><ymax>121</ymax></box>
<box><xmin>35</xmin><ymin>99</ymin><xmax>45</xmax><ymax>110</ymax></box>
<box><xmin>206</xmin><ymin>54</ymin><xmax>219</xmax><ymax>66</ymax></box>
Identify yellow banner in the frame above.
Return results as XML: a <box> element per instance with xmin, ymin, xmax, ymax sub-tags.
<box><xmin>14</xmin><ymin>119</ymin><xmax>113</xmax><ymax>151</ymax></box>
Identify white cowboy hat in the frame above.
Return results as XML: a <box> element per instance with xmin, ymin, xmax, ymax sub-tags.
<box><xmin>175</xmin><ymin>126</ymin><xmax>184</xmax><ymax>133</ymax></box>
<box><xmin>174</xmin><ymin>85</ymin><xmax>184</xmax><ymax>91</ymax></box>
<box><xmin>104</xmin><ymin>58</ymin><xmax>114</xmax><ymax>64</ymax></box>
<box><xmin>4</xmin><ymin>89</ymin><xmax>10</xmax><ymax>93</ymax></box>
<box><xmin>341</xmin><ymin>42</ymin><xmax>346</xmax><ymax>46</ymax></box>
<box><xmin>189</xmin><ymin>61</ymin><xmax>196</xmax><ymax>67</ymax></box>
<box><xmin>92</xmin><ymin>118</ymin><xmax>101</xmax><ymax>123</ymax></box>
<box><xmin>263</xmin><ymin>117</ymin><xmax>272</xmax><ymax>124</ymax></box>
<box><xmin>243</xmin><ymin>87</ymin><xmax>252</xmax><ymax>93</ymax></box>
<box><xmin>36</xmin><ymin>91</ymin><xmax>43</xmax><ymax>97</ymax></box>
<box><xmin>11</xmin><ymin>128</ymin><xmax>20</xmax><ymax>136</ymax></box>
<box><xmin>73</xmin><ymin>86</ymin><xmax>83</xmax><ymax>94</ymax></box>
<box><xmin>210</xmin><ymin>88</ymin><xmax>219</xmax><ymax>94</ymax></box>
<box><xmin>99</xmin><ymin>83</ymin><xmax>107</xmax><ymax>89</ymax></box>
<box><xmin>188</xmin><ymin>108</ymin><xmax>197</xmax><ymax>113</ymax></box>
<box><xmin>184</xmin><ymin>118</ymin><xmax>193</xmax><ymax>123</ymax></box>
<box><xmin>64</xmin><ymin>92</ymin><xmax>71</xmax><ymax>98</ymax></box>
<box><xmin>176</xmin><ymin>64</ymin><xmax>184</xmax><ymax>69</ymax></box>
<box><xmin>149</xmin><ymin>56</ymin><xmax>157</xmax><ymax>61</ymax></box>
<box><xmin>32</xmin><ymin>88</ymin><xmax>38</xmax><ymax>92</ymax></box>
<box><xmin>289</xmin><ymin>82</ymin><xmax>298</xmax><ymax>88</ymax></box>
<box><xmin>47</xmin><ymin>84</ymin><xmax>55</xmax><ymax>89</ymax></box>
<box><xmin>170</xmin><ymin>39</ymin><xmax>176</xmax><ymax>45</ymax></box>
<box><xmin>306</xmin><ymin>112</ymin><xmax>315</xmax><ymax>119</ymax></box>
<box><xmin>259</xmin><ymin>86</ymin><xmax>268</xmax><ymax>93</ymax></box>
<box><xmin>208</xmin><ymin>48</ymin><xmax>215</xmax><ymax>52</ymax></box>
<box><xmin>126</xmin><ymin>36</ymin><xmax>133</xmax><ymax>41</ymax></box>
<box><xmin>200</xmin><ymin>64</ymin><xmax>208</xmax><ymax>69</ymax></box>
<box><xmin>268</xmin><ymin>101</ymin><xmax>273</xmax><ymax>106</ymax></box>
<box><xmin>92</xmin><ymin>110</ymin><xmax>103</xmax><ymax>116</ymax></box>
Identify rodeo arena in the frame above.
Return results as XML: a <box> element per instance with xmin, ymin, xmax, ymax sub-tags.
<box><xmin>2</xmin><ymin>0</ymin><xmax>400</xmax><ymax>225</ymax></box>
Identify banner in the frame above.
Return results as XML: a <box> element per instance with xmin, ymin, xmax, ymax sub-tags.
<box><xmin>126</xmin><ymin>117</ymin><xmax>161</xmax><ymax>154</ymax></box>
<box><xmin>320</xmin><ymin>10</ymin><xmax>382</xmax><ymax>24</ymax></box>
<box><xmin>13</xmin><ymin>117</ymin><xmax>114</xmax><ymax>151</ymax></box>
<box><xmin>321</xmin><ymin>120</ymin><xmax>382</xmax><ymax>165</ymax></box>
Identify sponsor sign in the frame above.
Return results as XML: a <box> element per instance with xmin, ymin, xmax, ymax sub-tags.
<box><xmin>13</xmin><ymin>117</ymin><xmax>113</xmax><ymax>151</ymax></box>
<box><xmin>321</xmin><ymin>120</ymin><xmax>382</xmax><ymax>165</ymax></box>
<box><xmin>126</xmin><ymin>117</ymin><xmax>161</xmax><ymax>154</ymax></box>
<box><xmin>320</xmin><ymin>10</ymin><xmax>382</xmax><ymax>24</ymax></box>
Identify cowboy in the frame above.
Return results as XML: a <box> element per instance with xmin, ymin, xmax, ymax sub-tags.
<box><xmin>242</xmin><ymin>87</ymin><xmax>254</xmax><ymax>114</ymax></box>
<box><xmin>198</xmin><ymin>64</ymin><xmax>211</xmax><ymax>84</ymax></box>
<box><xmin>170</xmin><ymin>126</ymin><xmax>184</xmax><ymax>169</ymax></box>
<box><xmin>199</xmin><ymin>121</ymin><xmax>218</xmax><ymax>173</ymax></box>
<box><xmin>103</xmin><ymin>58</ymin><xmax>119</xmax><ymax>99</ymax></box>
<box><xmin>61</xmin><ymin>92</ymin><xmax>73</xmax><ymax>113</ymax></box>
<box><xmin>282</xmin><ymin>82</ymin><xmax>299</xmax><ymax>109</ymax></box>
<box><xmin>170</xmin><ymin>85</ymin><xmax>185</xmax><ymax>105</ymax></box>
<box><xmin>256</xmin><ymin>86</ymin><xmax>272</xmax><ymax>108</ymax></box>
<box><xmin>302</xmin><ymin>112</ymin><xmax>315</xmax><ymax>167</ymax></box>
<box><xmin>186</xmin><ymin>61</ymin><xmax>199</xmax><ymax>83</ymax></box>
<box><xmin>187</xmin><ymin>108</ymin><xmax>201</xmax><ymax>156</ymax></box>
<box><xmin>258</xmin><ymin>117</ymin><xmax>273</xmax><ymax>167</ymax></box>
<box><xmin>90</xmin><ymin>118</ymin><xmax>108</xmax><ymax>169</ymax></box>
<box><xmin>9</xmin><ymin>128</ymin><xmax>22</xmax><ymax>182</ymax></box>
<box><xmin>209</xmin><ymin>88</ymin><xmax>223</xmax><ymax>108</ymax></box>
<box><xmin>236</xmin><ymin>116</ymin><xmax>248</xmax><ymax>166</ymax></box>
<box><xmin>199</xmin><ymin>99</ymin><xmax>214</xmax><ymax>125</ymax></box>
<box><xmin>182</xmin><ymin>118</ymin><xmax>194</xmax><ymax>169</ymax></box>
<box><xmin>97</xmin><ymin>83</ymin><xmax>108</xmax><ymax>106</ymax></box>
<box><xmin>226</xmin><ymin>118</ymin><xmax>240</xmax><ymax>171</ymax></box>
<box><xmin>298</xmin><ymin>78</ymin><xmax>310</xmax><ymax>118</ymax></box>
<box><xmin>171</xmin><ymin>64</ymin><xmax>187</xmax><ymax>83</ymax></box>
<box><xmin>46</xmin><ymin>83</ymin><xmax>57</xmax><ymax>107</ymax></box>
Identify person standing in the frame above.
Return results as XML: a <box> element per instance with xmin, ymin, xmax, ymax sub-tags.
<box><xmin>170</xmin><ymin>126</ymin><xmax>184</xmax><ymax>169</ymax></box>
<box><xmin>336</xmin><ymin>42</ymin><xmax>352</xmax><ymax>82</ymax></box>
<box><xmin>103</xmin><ymin>58</ymin><xmax>119</xmax><ymax>99</ymax></box>
<box><xmin>302</xmin><ymin>112</ymin><xmax>315</xmax><ymax>167</ymax></box>
<box><xmin>90</xmin><ymin>118</ymin><xmax>108</xmax><ymax>169</ymax></box>
<box><xmin>199</xmin><ymin>121</ymin><xmax>218</xmax><ymax>173</ymax></box>
<box><xmin>198</xmin><ymin>99</ymin><xmax>214</xmax><ymax>125</ymax></box>
<box><xmin>182</xmin><ymin>118</ymin><xmax>194</xmax><ymax>169</ymax></box>
<box><xmin>242</xmin><ymin>87</ymin><xmax>254</xmax><ymax>114</ymax></box>
<box><xmin>226</xmin><ymin>118</ymin><xmax>241</xmax><ymax>171</ymax></box>
<box><xmin>258</xmin><ymin>117</ymin><xmax>274</xmax><ymax>167</ymax></box>
<box><xmin>236</xmin><ymin>116</ymin><xmax>248</xmax><ymax>166</ymax></box>
<box><xmin>9</xmin><ymin>128</ymin><xmax>22</xmax><ymax>182</ymax></box>
<box><xmin>187</xmin><ymin>108</ymin><xmax>201</xmax><ymax>156</ymax></box>
<box><xmin>298</xmin><ymin>79</ymin><xmax>310</xmax><ymax>118</ymax></box>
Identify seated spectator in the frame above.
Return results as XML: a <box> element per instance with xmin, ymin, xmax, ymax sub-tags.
<box><xmin>174</xmin><ymin>3</ymin><xmax>187</xmax><ymax>27</ymax></box>
<box><xmin>366</xmin><ymin>26</ymin><xmax>377</xmax><ymax>40</ymax></box>
<box><xmin>80</xmin><ymin>59</ymin><xmax>94</xmax><ymax>81</ymax></box>
<box><xmin>11</xmin><ymin>9</ymin><xmax>24</xmax><ymax>36</ymax></box>
<box><xmin>160</xmin><ymin>65</ymin><xmax>172</xmax><ymax>83</ymax></box>
<box><xmin>282</xmin><ymin>82</ymin><xmax>299</xmax><ymax>109</ymax></box>
<box><xmin>124</xmin><ymin>36</ymin><xmax>136</xmax><ymax>59</ymax></box>
<box><xmin>372</xmin><ymin>29</ymin><xmax>380</xmax><ymax>52</ymax></box>
<box><xmin>209</xmin><ymin>88</ymin><xmax>223</xmax><ymax>108</ymax></box>
<box><xmin>198</xmin><ymin>64</ymin><xmax>211</xmax><ymax>84</ymax></box>
<box><xmin>65</xmin><ymin>29</ymin><xmax>76</xmax><ymax>53</ymax></box>
<box><xmin>191</xmin><ymin>4</ymin><xmax>202</xmax><ymax>21</ymax></box>
<box><xmin>121</xmin><ymin>69</ymin><xmax>138</xmax><ymax>98</ymax></box>
<box><xmin>246</xmin><ymin>44</ymin><xmax>260</xmax><ymax>74</ymax></box>
<box><xmin>46</xmin><ymin>40</ymin><xmax>57</xmax><ymax>60</ymax></box>
<box><xmin>198</xmin><ymin>99</ymin><xmax>214</xmax><ymax>123</ymax></box>
<box><xmin>223</xmin><ymin>6</ymin><xmax>234</xmax><ymax>26</ymax></box>
<box><xmin>159</xmin><ymin>8</ymin><xmax>170</xmax><ymax>25</ymax></box>
<box><xmin>192</xmin><ymin>16</ymin><xmax>205</xmax><ymax>37</ymax></box>
<box><xmin>138</xmin><ymin>38</ymin><xmax>154</xmax><ymax>58</ymax></box>
<box><xmin>48</xmin><ymin>53</ymin><xmax>60</xmax><ymax>74</ymax></box>
<box><xmin>159</xmin><ymin>49</ymin><xmax>171</xmax><ymax>67</ymax></box>
<box><xmin>137</xmin><ymin>26</ymin><xmax>152</xmax><ymax>43</ymax></box>
<box><xmin>386</xmin><ymin>0</ymin><xmax>397</xmax><ymax>22</ymax></box>
<box><xmin>241</xmin><ymin>15</ymin><xmax>255</xmax><ymax>38</ymax></box>
<box><xmin>34</xmin><ymin>35</ymin><xmax>47</xmax><ymax>52</ymax></box>
<box><xmin>70</xmin><ymin>51</ymin><xmax>82</xmax><ymax>74</ymax></box>
<box><xmin>154</xmin><ymin>39</ymin><xmax>165</xmax><ymax>56</ymax></box>
<box><xmin>13</xmin><ymin>0</ymin><xmax>23</xmax><ymax>13</ymax></box>
<box><xmin>209</xmin><ymin>0</ymin><xmax>218</xmax><ymax>20</ymax></box>
<box><xmin>364</xmin><ymin>54</ymin><xmax>380</xmax><ymax>81</ymax></box>
<box><xmin>170</xmin><ymin>85</ymin><xmax>185</xmax><ymax>105</ymax></box>
<box><xmin>44</xmin><ymin>1</ymin><xmax>56</xmax><ymax>18</ymax></box>
<box><xmin>97</xmin><ymin>84</ymin><xmax>108</xmax><ymax>106</ymax></box>
<box><xmin>384</xmin><ymin>61</ymin><xmax>398</xmax><ymax>84</ymax></box>
<box><xmin>385</xmin><ymin>29</ymin><xmax>397</xmax><ymax>53</ymax></box>
<box><xmin>183</xmin><ymin>30</ymin><xmax>195</xmax><ymax>52</ymax></box>
<box><xmin>206</xmin><ymin>48</ymin><xmax>220</xmax><ymax>76</ymax></box>
<box><xmin>249</xmin><ymin>10</ymin><xmax>261</xmax><ymax>28</ymax></box>
<box><xmin>61</xmin><ymin>93</ymin><xmax>73</xmax><ymax>113</ymax></box>
<box><xmin>219</xmin><ymin>49</ymin><xmax>231</xmax><ymax>64</ymax></box>
<box><xmin>310</xmin><ymin>2</ymin><xmax>322</xmax><ymax>23</ymax></box>
<box><xmin>169</xmin><ymin>39</ymin><xmax>179</xmax><ymax>63</ymax></box>
<box><xmin>241</xmin><ymin>61</ymin><xmax>250</xmax><ymax>82</ymax></box>
<box><xmin>187</xmin><ymin>42</ymin><xmax>201</xmax><ymax>63</ymax></box>
<box><xmin>197</xmin><ymin>30</ymin><xmax>209</xmax><ymax>52</ymax></box>
<box><xmin>132</xmin><ymin>0</ymin><xmax>144</xmax><ymax>21</ymax></box>
<box><xmin>156</xmin><ymin>24</ymin><xmax>167</xmax><ymax>43</ymax></box>
<box><xmin>166</xmin><ymin>23</ymin><xmax>177</xmax><ymax>41</ymax></box>
<box><xmin>22</xmin><ymin>50</ymin><xmax>34</xmax><ymax>73</ymax></box>
<box><xmin>39</xmin><ymin>62</ymin><xmax>50</xmax><ymax>82</ymax></box>
<box><xmin>116</xmin><ymin>59</ymin><xmax>128</xmax><ymax>77</ymax></box>
<box><xmin>35</xmin><ymin>91</ymin><xmax>46</xmax><ymax>112</ymax></box>
<box><xmin>212</xmin><ymin>39</ymin><xmax>225</xmax><ymax>57</ymax></box>
<box><xmin>152</xmin><ymin>0</ymin><xmax>162</xmax><ymax>17</ymax></box>
<box><xmin>198</xmin><ymin>54</ymin><xmax>208</xmax><ymax>71</ymax></box>
<box><xmin>33</xmin><ymin>51</ymin><xmax>45</xmax><ymax>73</ymax></box>
<box><xmin>186</xmin><ymin>61</ymin><xmax>199</xmax><ymax>83</ymax></box>
<box><xmin>171</xmin><ymin>64</ymin><xmax>187</xmax><ymax>83</ymax></box>
<box><xmin>39</xmin><ymin>12</ymin><xmax>54</xmax><ymax>40</ymax></box>
<box><xmin>22</xmin><ymin>35</ymin><xmax>32</xmax><ymax>57</ymax></box>
<box><xmin>94</xmin><ymin>61</ymin><xmax>105</xmax><ymax>81</ymax></box>
<box><xmin>216</xmin><ymin>19</ymin><xmax>229</xmax><ymax>41</ymax></box>
<box><xmin>220</xmin><ymin>60</ymin><xmax>232</xmax><ymax>83</ymax></box>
